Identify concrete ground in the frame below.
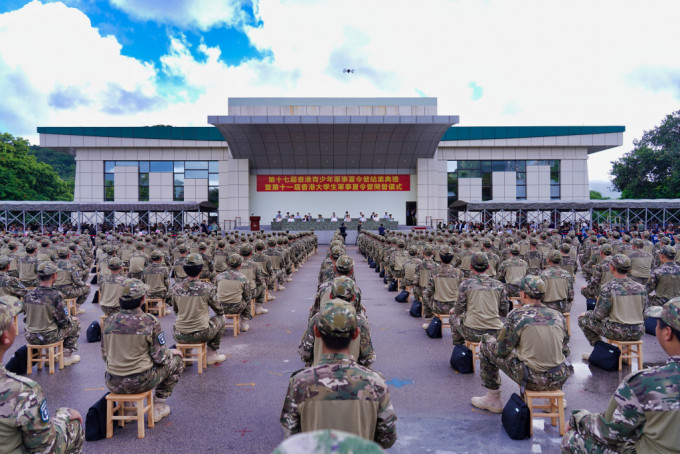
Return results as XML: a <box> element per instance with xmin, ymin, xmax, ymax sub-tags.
<box><xmin>7</xmin><ymin>246</ymin><xmax>665</xmax><ymax>453</ymax></box>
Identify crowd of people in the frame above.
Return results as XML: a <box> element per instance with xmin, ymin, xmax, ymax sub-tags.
<box><xmin>273</xmin><ymin>211</ymin><xmax>395</xmax><ymax>223</ymax></box>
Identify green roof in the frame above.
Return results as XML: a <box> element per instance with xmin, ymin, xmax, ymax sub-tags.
<box><xmin>440</xmin><ymin>126</ymin><xmax>625</xmax><ymax>141</ymax></box>
<box><xmin>37</xmin><ymin>126</ymin><xmax>225</xmax><ymax>141</ymax></box>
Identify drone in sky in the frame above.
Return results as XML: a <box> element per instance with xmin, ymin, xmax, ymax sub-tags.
<box><xmin>342</xmin><ymin>68</ymin><xmax>355</xmax><ymax>74</ymax></box>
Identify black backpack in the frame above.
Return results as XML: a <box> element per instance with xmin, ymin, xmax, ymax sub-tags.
<box><xmin>5</xmin><ymin>345</ymin><xmax>28</xmax><ymax>375</ymax></box>
<box><xmin>645</xmin><ymin>317</ymin><xmax>657</xmax><ymax>336</ymax></box>
<box><xmin>395</xmin><ymin>290</ymin><xmax>409</xmax><ymax>303</ymax></box>
<box><xmin>91</xmin><ymin>290</ymin><xmax>99</xmax><ymax>305</ymax></box>
<box><xmin>387</xmin><ymin>279</ymin><xmax>398</xmax><ymax>292</ymax></box>
<box><xmin>450</xmin><ymin>344</ymin><xmax>473</xmax><ymax>374</ymax></box>
<box><xmin>409</xmin><ymin>300</ymin><xmax>422</xmax><ymax>317</ymax></box>
<box><xmin>586</xmin><ymin>298</ymin><xmax>596</xmax><ymax>311</ymax></box>
<box><xmin>85</xmin><ymin>392</ymin><xmax>110</xmax><ymax>441</ymax></box>
<box><xmin>501</xmin><ymin>393</ymin><xmax>531</xmax><ymax>440</ymax></box>
<box><xmin>426</xmin><ymin>316</ymin><xmax>442</xmax><ymax>338</ymax></box>
<box><xmin>86</xmin><ymin>321</ymin><xmax>101</xmax><ymax>343</ymax></box>
<box><xmin>588</xmin><ymin>340</ymin><xmax>621</xmax><ymax>371</ymax></box>
<box><xmin>379</xmin><ymin>269</ymin><xmax>385</xmax><ymax>278</ymax></box>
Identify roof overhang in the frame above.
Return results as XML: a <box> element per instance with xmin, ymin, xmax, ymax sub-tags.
<box><xmin>207</xmin><ymin>115</ymin><xmax>459</xmax><ymax>171</ymax></box>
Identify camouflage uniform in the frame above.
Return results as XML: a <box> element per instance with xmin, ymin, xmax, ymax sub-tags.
<box><xmin>240</xmin><ymin>246</ymin><xmax>266</xmax><ymax>310</ymax></box>
<box><xmin>318</xmin><ymin>247</ymin><xmax>344</xmax><ymax>286</ymax></box>
<box><xmin>102</xmin><ymin>280</ymin><xmax>184</xmax><ymax>400</ymax></box>
<box><xmin>479</xmin><ymin>276</ymin><xmax>570</xmax><ymax>392</ymax></box>
<box><xmin>127</xmin><ymin>249</ymin><xmax>149</xmax><ymax>279</ymax></box>
<box><xmin>413</xmin><ymin>247</ymin><xmax>439</xmax><ymax>318</ymax></box>
<box><xmin>539</xmin><ymin>253</ymin><xmax>575</xmax><ymax>313</ymax></box>
<box><xmin>0</xmin><ymin>257</ymin><xmax>28</xmax><ymax>299</ymax></box>
<box><xmin>423</xmin><ymin>251</ymin><xmax>463</xmax><ymax>314</ymax></box>
<box><xmin>400</xmin><ymin>247</ymin><xmax>422</xmax><ymax>291</ymax></box>
<box><xmin>310</xmin><ymin>257</ymin><xmax>360</xmax><ymax>319</ymax></box>
<box><xmin>18</xmin><ymin>253</ymin><xmax>39</xmax><ymax>287</ymax></box>
<box><xmin>142</xmin><ymin>260</ymin><xmax>171</xmax><ymax>304</ymax></box>
<box><xmin>252</xmin><ymin>241</ymin><xmax>275</xmax><ymax>291</ymax></box>
<box><xmin>562</xmin><ymin>299</ymin><xmax>680</xmax><ymax>453</ymax></box>
<box><xmin>581</xmin><ymin>253</ymin><xmax>614</xmax><ymax>300</ymax></box>
<box><xmin>646</xmin><ymin>246</ymin><xmax>680</xmax><ymax>307</ymax></box>
<box><xmin>498</xmin><ymin>247</ymin><xmax>529</xmax><ymax>298</ymax></box>
<box><xmin>281</xmin><ymin>302</ymin><xmax>396</xmax><ymax>448</ymax></box>
<box><xmin>24</xmin><ymin>286</ymin><xmax>81</xmax><ymax>352</ymax></box>
<box><xmin>524</xmin><ymin>246</ymin><xmax>544</xmax><ymax>275</ymax></box>
<box><xmin>53</xmin><ymin>254</ymin><xmax>90</xmax><ymax>306</ymax></box>
<box><xmin>273</xmin><ymin>429</ymin><xmax>384</xmax><ymax>454</ymax></box>
<box><xmin>578</xmin><ymin>256</ymin><xmax>647</xmax><ymax>346</ymax></box>
<box><xmin>213</xmin><ymin>254</ymin><xmax>252</xmax><ymax>321</ymax></box>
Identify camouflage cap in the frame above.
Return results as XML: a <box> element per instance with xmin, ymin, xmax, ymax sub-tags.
<box><xmin>482</xmin><ymin>239</ymin><xmax>492</xmax><ymax>248</ymax></box>
<box><xmin>185</xmin><ymin>253</ymin><xmax>204</xmax><ymax>266</ymax></box>
<box><xmin>611</xmin><ymin>253</ymin><xmax>631</xmax><ymax>272</ymax></box>
<box><xmin>660</xmin><ymin>236</ymin><xmax>671</xmax><ymax>245</ymax></box>
<box><xmin>108</xmin><ymin>257</ymin><xmax>123</xmax><ymax>270</ymax></box>
<box><xmin>331</xmin><ymin>276</ymin><xmax>356</xmax><ymax>301</ymax></box>
<box><xmin>120</xmin><ymin>278</ymin><xmax>148</xmax><ymax>302</ymax></box>
<box><xmin>40</xmin><ymin>239</ymin><xmax>50</xmax><ymax>247</ymax></box>
<box><xmin>198</xmin><ymin>242</ymin><xmax>208</xmax><ymax>250</ymax></box>
<box><xmin>267</xmin><ymin>238</ymin><xmax>277</xmax><ymax>246</ymax></box>
<box><xmin>0</xmin><ymin>295</ymin><xmax>22</xmax><ymax>335</ymax></box>
<box><xmin>150</xmin><ymin>249</ymin><xmax>164</xmax><ymax>259</ymax></box>
<box><xmin>317</xmin><ymin>300</ymin><xmax>357</xmax><ymax>337</ymax></box>
<box><xmin>423</xmin><ymin>244</ymin><xmax>434</xmax><ymax>256</ymax></box>
<box><xmin>560</xmin><ymin>243</ymin><xmax>571</xmax><ymax>254</ymax></box>
<box><xmin>335</xmin><ymin>255</ymin><xmax>354</xmax><ymax>273</ymax></box>
<box><xmin>25</xmin><ymin>241</ymin><xmax>37</xmax><ymax>251</ymax></box>
<box><xmin>255</xmin><ymin>240</ymin><xmax>266</xmax><ymax>250</ymax></box>
<box><xmin>600</xmin><ymin>244</ymin><xmax>613</xmax><ymax>256</ymax></box>
<box><xmin>470</xmin><ymin>252</ymin><xmax>489</xmax><ymax>270</ymax></box>
<box><xmin>228</xmin><ymin>253</ymin><xmax>242</xmax><ymax>268</ymax></box>
<box><xmin>178</xmin><ymin>244</ymin><xmax>188</xmax><ymax>253</ymax></box>
<box><xmin>239</xmin><ymin>243</ymin><xmax>253</xmax><ymax>256</ymax></box>
<box><xmin>547</xmin><ymin>250</ymin><xmax>562</xmax><ymax>264</ymax></box>
<box><xmin>439</xmin><ymin>245</ymin><xmax>454</xmax><ymax>257</ymax></box>
<box><xmin>104</xmin><ymin>244</ymin><xmax>115</xmax><ymax>254</ymax></box>
<box><xmin>408</xmin><ymin>245</ymin><xmax>418</xmax><ymax>256</ymax></box>
<box><xmin>57</xmin><ymin>247</ymin><xmax>69</xmax><ymax>258</ymax></box>
<box><xmin>510</xmin><ymin>244</ymin><xmax>520</xmax><ymax>255</ymax></box>
<box><xmin>597</xmin><ymin>237</ymin><xmax>608</xmax><ymax>245</ymax></box>
<box><xmin>519</xmin><ymin>275</ymin><xmax>546</xmax><ymax>299</ymax></box>
<box><xmin>622</xmin><ymin>234</ymin><xmax>631</xmax><ymax>242</ymax></box>
<box><xmin>632</xmin><ymin>239</ymin><xmax>645</xmax><ymax>248</ymax></box>
<box><xmin>660</xmin><ymin>245</ymin><xmax>676</xmax><ymax>258</ymax></box>
<box><xmin>0</xmin><ymin>256</ymin><xmax>10</xmax><ymax>269</ymax></box>
<box><xmin>330</xmin><ymin>246</ymin><xmax>345</xmax><ymax>260</ymax></box>
<box><xmin>530</xmin><ymin>238</ymin><xmax>539</xmax><ymax>246</ymax></box>
<box><xmin>463</xmin><ymin>239</ymin><xmax>473</xmax><ymax>248</ymax></box>
<box><xmin>397</xmin><ymin>239</ymin><xmax>405</xmax><ymax>248</ymax></box>
<box><xmin>37</xmin><ymin>261</ymin><xmax>58</xmax><ymax>276</ymax></box>
<box><xmin>645</xmin><ymin>297</ymin><xmax>680</xmax><ymax>331</ymax></box>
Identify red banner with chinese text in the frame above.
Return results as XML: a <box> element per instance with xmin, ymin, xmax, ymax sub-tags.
<box><xmin>257</xmin><ymin>174</ymin><xmax>410</xmax><ymax>192</ymax></box>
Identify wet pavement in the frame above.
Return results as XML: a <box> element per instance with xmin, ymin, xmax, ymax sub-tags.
<box><xmin>7</xmin><ymin>246</ymin><xmax>666</xmax><ymax>453</ymax></box>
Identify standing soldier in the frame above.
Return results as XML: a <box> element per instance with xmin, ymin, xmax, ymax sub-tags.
<box><xmin>214</xmin><ymin>254</ymin><xmax>252</xmax><ymax>333</ymax></box>
<box><xmin>53</xmin><ymin>248</ymin><xmax>90</xmax><ymax>314</ymax></box>
<box><xmin>647</xmin><ymin>246</ymin><xmax>680</xmax><ymax>307</ymax></box>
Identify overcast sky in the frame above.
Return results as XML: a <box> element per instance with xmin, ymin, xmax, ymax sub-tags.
<box><xmin>1</xmin><ymin>0</ymin><xmax>678</xmax><ymax>183</ymax></box>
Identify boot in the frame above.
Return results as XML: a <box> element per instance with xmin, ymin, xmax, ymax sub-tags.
<box><xmin>268</xmin><ymin>294</ymin><xmax>276</xmax><ymax>301</ymax></box>
<box><xmin>63</xmin><ymin>350</ymin><xmax>80</xmax><ymax>366</ymax></box>
<box><xmin>239</xmin><ymin>321</ymin><xmax>250</xmax><ymax>332</ymax></box>
<box><xmin>422</xmin><ymin>319</ymin><xmax>432</xmax><ymax>330</ymax></box>
<box><xmin>471</xmin><ymin>389</ymin><xmax>503</xmax><ymax>413</ymax></box>
<box><xmin>581</xmin><ymin>353</ymin><xmax>590</xmax><ymax>362</ymax></box>
<box><xmin>76</xmin><ymin>307</ymin><xmax>86</xmax><ymax>314</ymax></box>
<box><xmin>153</xmin><ymin>398</ymin><xmax>171</xmax><ymax>423</ymax></box>
<box><xmin>255</xmin><ymin>305</ymin><xmax>269</xmax><ymax>315</ymax></box>
<box><xmin>206</xmin><ymin>349</ymin><xmax>227</xmax><ymax>365</ymax></box>
<box><xmin>278</xmin><ymin>285</ymin><xmax>286</xmax><ymax>291</ymax></box>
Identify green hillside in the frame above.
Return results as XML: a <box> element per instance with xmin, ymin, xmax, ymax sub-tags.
<box><xmin>29</xmin><ymin>146</ymin><xmax>76</xmax><ymax>181</ymax></box>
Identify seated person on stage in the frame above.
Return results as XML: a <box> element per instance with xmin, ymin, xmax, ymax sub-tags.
<box><xmin>23</xmin><ymin>262</ymin><xmax>81</xmax><ymax>366</ymax></box>
<box><xmin>562</xmin><ymin>298</ymin><xmax>680</xmax><ymax>453</ymax></box>
<box><xmin>471</xmin><ymin>276</ymin><xmax>570</xmax><ymax>413</ymax></box>
<box><xmin>281</xmin><ymin>301</ymin><xmax>397</xmax><ymax>448</ymax></box>
<box><xmin>0</xmin><ymin>296</ymin><xmax>84</xmax><ymax>453</ymax></box>
<box><xmin>330</xmin><ymin>212</ymin><xmax>338</xmax><ymax>222</ymax></box>
<box><xmin>579</xmin><ymin>254</ymin><xmax>646</xmax><ymax>354</ymax></box>
<box><xmin>102</xmin><ymin>279</ymin><xmax>184</xmax><ymax>423</ymax></box>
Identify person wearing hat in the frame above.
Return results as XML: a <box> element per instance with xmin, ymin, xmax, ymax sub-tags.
<box><xmin>196</xmin><ymin>242</ymin><xmax>215</xmax><ymax>281</ymax></box>
<box><xmin>213</xmin><ymin>240</ymin><xmax>230</xmax><ymax>274</ymax></box>
<box><xmin>36</xmin><ymin>238</ymin><xmax>56</xmax><ymax>263</ymax></box>
<box><xmin>523</xmin><ymin>238</ymin><xmax>543</xmax><ymax>275</ymax></box>
<box><xmin>558</xmin><ymin>243</ymin><xmax>578</xmax><ymax>277</ymax></box>
<box><xmin>400</xmin><ymin>245</ymin><xmax>422</xmax><ymax>294</ymax></box>
<box><xmin>450</xmin><ymin>251</ymin><xmax>508</xmax><ymax>345</ymax></box>
<box><xmin>0</xmin><ymin>255</ymin><xmax>28</xmax><ymax>299</ymax></box>
<box><xmin>128</xmin><ymin>242</ymin><xmax>150</xmax><ymax>279</ymax></box>
<box><xmin>422</xmin><ymin>245</ymin><xmax>463</xmax><ymax>330</ymax></box>
<box><xmin>498</xmin><ymin>244</ymin><xmax>529</xmax><ymax>298</ymax></box>
<box><xmin>481</xmin><ymin>240</ymin><xmax>500</xmax><ymax>278</ymax></box>
<box><xmin>96</xmin><ymin>244</ymin><xmax>117</xmax><ymax>277</ymax></box>
<box><xmin>53</xmin><ymin>248</ymin><xmax>90</xmax><ymax>314</ymax></box>
<box><xmin>627</xmin><ymin>239</ymin><xmax>654</xmax><ymax>286</ymax></box>
<box><xmin>251</xmin><ymin>240</ymin><xmax>275</xmax><ymax>300</ymax></box>
<box><xmin>472</xmin><ymin>275</ymin><xmax>570</xmax><ymax>413</ymax></box>
<box><xmin>171</xmin><ymin>244</ymin><xmax>189</xmax><ymax>283</ymax></box>
<box><xmin>99</xmin><ymin>257</ymin><xmax>127</xmax><ymax>316</ymax></box>
<box><xmin>171</xmin><ymin>253</ymin><xmax>227</xmax><ymax>364</ymax></box>
<box><xmin>0</xmin><ymin>295</ymin><xmax>85</xmax><ymax>452</ymax></box>
<box><xmin>264</xmin><ymin>237</ymin><xmax>285</xmax><ymax>291</ymax></box>
<box><xmin>119</xmin><ymin>237</ymin><xmax>136</xmax><ymax>267</ymax></box>
<box><xmin>562</xmin><ymin>298</ymin><xmax>680</xmax><ymax>453</ymax></box>
<box><xmin>18</xmin><ymin>241</ymin><xmax>40</xmax><ymax>288</ymax></box>
<box><xmin>387</xmin><ymin>239</ymin><xmax>409</xmax><ymax>289</ymax></box>
<box><xmin>142</xmin><ymin>250</ymin><xmax>172</xmax><ymax>306</ymax></box>
<box><xmin>300</xmin><ymin>277</ymin><xmax>373</xmax><ymax>368</ymax></box>
<box><xmin>281</xmin><ymin>300</ymin><xmax>396</xmax><ymax>448</ymax></box>
<box><xmin>647</xmin><ymin>245</ymin><xmax>680</xmax><ymax>308</ymax></box>
<box><xmin>579</xmin><ymin>254</ymin><xmax>647</xmax><ymax>349</ymax></box>
<box><xmin>214</xmin><ymin>253</ymin><xmax>252</xmax><ymax>333</ymax></box>
<box><xmin>102</xmin><ymin>279</ymin><xmax>185</xmax><ymax>423</ymax></box>
<box><xmin>539</xmin><ymin>250</ymin><xmax>575</xmax><ymax>314</ymax></box>
<box><xmin>24</xmin><ymin>262</ymin><xmax>81</xmax><ymax>366</ymax></box>
<box><xmin>318</xmin><ymin>246</ymin><xmax>346</xmax><ymax>286</ymax></box>
<box><xmin>580</xmin><ymin>244</ymin><xmax>614</xmax><ymax>301</ymax></box>
<box><xmin>413</xmin><ymin>244</ymin><xmax>440</xmax><ymax>320</ymax></box>
<box><xmin>238</xmin><ymin>243</ymin><xmax>267</xmax><ymax>315</ymax></box>
<box><xmin>311</xmin><ymin>256</ymin><xmax>361</xmax><ymax>319</ymax></box>
<box><xmin>273</xmin><ymin>429</ymin><xmax>385</xmax><ymax>454</ymax></box>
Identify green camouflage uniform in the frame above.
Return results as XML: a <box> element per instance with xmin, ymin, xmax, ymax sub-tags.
<box><xmin>581</xmin><ymin>255</ymin><xmax>614</xmax><ymax>300</ymax></box>
<box><xmin>24</xmin><ymin>287</ymin><xmax>81</xmax><ymax>352</ymax></box>
<box><xmin>252</xmin><ymin>246</ymin><xmax>275</xmax><ymax>291</ymax></box>
<box><xmin>98</xmin><ymin>270</ymin><xmax>126</xmax><ymax>317</ymax></box>
<box><xmin>18</xmin><ymin>254</ymin><xmax>39</xmax><ymax>287</ymax></box>
<box><xmin>0</xmin><ymin>269</ymin><xmax>28</xmax><ymax>299</ymax></box>
<box><xmin>53</xmin><ymin>258</ymin><xmax>90</xmax><ymax>306</ymax></box>
<box><xmin>452</xmin><ymin>271</ymin><xmax>508</xmax><ymax>345</ymax></box>
<box><xmin>273</xmin><ymin>429</ymin><xmax>384</xmax><ymax>454</ymax></box>
<box><xmin>646</xmin><ymin>258</ymin><xmax>680</xmax><ymax>307</ymax></box>
<box><xmin>171</xmin><ymin>279</ymin><xmax>225</xmax><ymax>351</ymax></box>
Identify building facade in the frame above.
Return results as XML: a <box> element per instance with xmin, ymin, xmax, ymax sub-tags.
<box><xmin>38</xmin><ymin>97</ymin><xmax>624</xmax><ymax>227</ymax></box>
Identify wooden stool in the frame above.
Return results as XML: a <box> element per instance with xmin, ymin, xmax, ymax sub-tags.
<box><xmin>523</xmin><ymin>389</ymin><xmax>566</xmax><ymax>436</ymax></box>
<box><xmin>100</xmin><ymin>315</ymin><xmax>107</xmax><ymax>327</ymax></box>
<box><xmin>434</xmin><ymin>313</ymin><xmax>450</xmax><ymax>328</ymax></box>
<box><xmin>176</xmin><ymin>343</ymin><xmax>207</xmax><ymax>374</ymax></box>
<box><xmin>27</xmin><ymin>340</ymin><xmax>64</xmax><ymax>375</ymax></box>
<box><xmin>510</xmin><ymin>297</ymin><xmax>521</xmax><ymax>311</ymax></box>
<box><xmin>65</xmin><ymin>298</ymin><xmax>77</xmax><ymax>316</ymax></box>
<box><xmin>607</xmin><ymin>339</ymin><xmax>643</xmax><ymax>370</ymax></box>
<box><xmin>563</xmin><ymin>312</ymin><xmax>571</xmax><ymax>336</ymax></box>
<box><xmin>105</xmin><ymin>389</ymin><xmax>154</xmax><ymax>439</ymax></box>
<box><xmin>251</xmin><ymin>299</ymin><xmax>256</xmax><ymax>318</ymax></box>
<box><xmin>465</xmin><ymin>340</ymin><xmax>481</xmax><ymax>372</ymax></box>
<box><xmin>405</xmin><ymin>286</ymin><xmax>413</xmax><ymax>302</ymax></box>
<box><xmin>145</xmin><ymin>298</ymin><xmax>166</xmax><ymax>318</ymax></box>
<box><xmin>224</xmin><ymin>314</ymin><xmax>240</xmax><ymax>337</ymax></box>
<box><xmin>199</xmin><ymin>278</ymin><xmax>211</xmax><ymax>283</ymax></box>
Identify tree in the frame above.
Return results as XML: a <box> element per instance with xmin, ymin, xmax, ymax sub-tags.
<box><xmin>611</xmin><ymin>110</ymin><xmax>680</xmax><ymax>199</ymax></box>
<box><xmin>589</xmin><ymin>190</ymin><xmax>609</xmax><ymax>200</ymax></box>
<box><xmin>0</xmin><ymin>133</ymin><xmax>73</xmax><ymax>201</ymax></box>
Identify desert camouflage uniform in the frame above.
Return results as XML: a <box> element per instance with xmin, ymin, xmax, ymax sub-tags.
<box><xmin>273</xmin><ymin>429</ymin><xmax>384</xmax><ymax>454</ymax></box>
<box><xmin>24</xmin><ymin>287</ymin><xmax>80</xmax><ymax>352</ymax></box>
<box><xmin>142</xmin><ymin>263</ymin><xmax>171</xmax><ymax>304</ymax></box>
<box><xmin>53</xmin><ymin>259</ymin><xmax>90</xmax><ymax>306</ymax></box>
<box><xmin>0</xmin><ymin>364</ymin><xmax>84</xmax><ymax>453</ymax></box>
<box><xmin>0</xmin><ymin>270</ymin><xmax>28</xmax><ymax>299</ymax></box>
<box><xmin>280</xmin><ymin>353</ymin><xmax>397</xmax><ymax>449</ymax></box>
<box><xmin>102</xmin><ymin>309</ymin><xmax>184</xmax><ymax>399</ymax></box>
<box><xmin>171</xmin><ymin>279</ymin><xmax>225</xmax><ymax>351</ymax></box>
<box><xmin>451</xmin><ymin>274</ymin><xmax>508</xmax><ymax>345</ymax></box>
<box><xmin>480</xmin><ymin>304</ymin><xmax>570</xmax><ymax>391</ymax></box>
<box><xmin>646</xmin><ymin>261</ymin><xmax>680</xmax><ymax>307</ymax></box>
<box><xmin>423</xmin><ymin>262</ymin><xmax>463</xmax><ymax>315</ymax></box>
<box><xmin>562</xmin><ymin>355</ymin><xmax>680</xmax><ymax>453</ymax></box>
<box><xmin>99</xmin><ymin>273</ymin><xmax>126</xmax><ymax>316</ymax></box>
<box><xmin>539</xmin><ymin>265</ymin><xmax>575</xmax><ymax>313</ymax></box>
<box><xmin>578</xmin><ymin>277</ymin><xmax>646</xmax><ymax>346</ymax></box>
<box><xmin>214</xmin><ymin>269</ymin><xmax>252</xmax><ymax>321</ymax></box>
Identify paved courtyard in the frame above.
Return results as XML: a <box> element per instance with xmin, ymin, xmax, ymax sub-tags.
<box><xmin>8</xmin><ymin>245</ymin><xmax>665</xmax><ymax>453</ymax></box>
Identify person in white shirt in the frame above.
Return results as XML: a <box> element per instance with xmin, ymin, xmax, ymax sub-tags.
<box><xmin>383</xmin><ymin>212</ymin><xmax>389</xmax><ymax>219</ymax></box>
<box><xmin>359</xmin><ymin>213</ymin><xmax>367</xmax><ymax>222</ymax></box>
<box><xmin>372</xmin><ymin>213</ymin><xmax>379</xmax><ymax>222</ymax></box>
<box><xmin>344</xmin><ymin>212</ymin><xmax>351</xmax><ymax>222</ymax></box>
<box><xmin>317</xmin><ymin>214</ymin><xmax>324</xmax><ymax>223</ymax></box>
<box><xmin>330</xmin><ymin>212</ymin><xmax>338</xmax><ymax>222</ymax></box>
<box><xmin>287</xmin><ymin>216</ymin><xmax>295</xmax><ymax>223</ymax></box>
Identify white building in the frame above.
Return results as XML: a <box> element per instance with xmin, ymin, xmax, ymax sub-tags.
<box><xmin>38</xmin><ymin>97</ymin><xmax>623</xmax><ymax>227</ymax></box>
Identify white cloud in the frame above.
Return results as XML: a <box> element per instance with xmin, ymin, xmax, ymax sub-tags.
<box><xmin>108</xmin><ymin>0</ymin><xmax>247</xmax><ymax>30</ymax></box>
<box><xmin>2</xmin><ymin>0</ymin><xmax>680</xmax><ymax>183</ymax></box>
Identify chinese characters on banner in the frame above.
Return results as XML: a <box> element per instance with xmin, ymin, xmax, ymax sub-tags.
<box><xmin>256</xmin><ymin>174</ymin><xmax>410</xmax><ymax>192</ymax></box>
